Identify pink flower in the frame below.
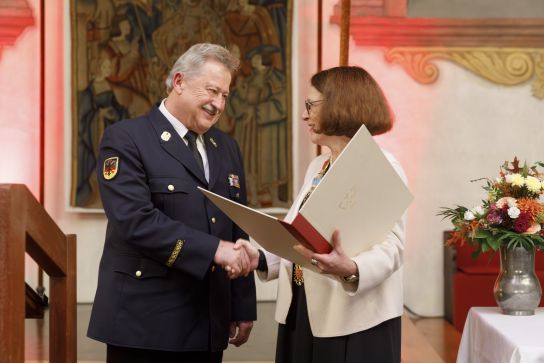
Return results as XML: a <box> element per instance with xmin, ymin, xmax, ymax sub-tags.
<box><xmin>487</xmin><ymin>206</ymin><xmax>504</xmax><ymax>225</ymax></box>
<box><xmin>523</xmin><ymin>223</ymin><xmax>542</xmax><ymax>235</ymax></box>
<box><xmin>496</xmin><ymin>197</ymin><xmax>517</xmax><ymax>208</ymax></box>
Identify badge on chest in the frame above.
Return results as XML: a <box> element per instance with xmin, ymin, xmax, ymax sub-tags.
<box><xmin>228</xmin><ymin>174</ymin><xmax>240</xmax><ymax>188</ymax></box>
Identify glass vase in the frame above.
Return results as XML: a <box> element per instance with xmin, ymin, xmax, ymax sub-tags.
<box><xmin>493</xmin><ymin>245</ymin><xmax>542</xmax><ymax>315</ymax></box>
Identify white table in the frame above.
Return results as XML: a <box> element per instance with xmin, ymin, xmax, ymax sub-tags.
<box><xmin>457</xmin><ymin>307</ymin><xmax>544</xmax><ymax>363</ymax></box>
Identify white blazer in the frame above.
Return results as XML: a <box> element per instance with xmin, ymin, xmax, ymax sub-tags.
<box><xmin>258</xmin><ymin>149</ymin><xmax>407</xmax><ymax>337</ymax></box>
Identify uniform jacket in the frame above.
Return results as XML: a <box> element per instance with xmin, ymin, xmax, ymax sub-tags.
<box><xmin>87</xmin><ymin>107</ymin><xmax>256</xmax><ymax>352</ymax></box>
<box><xmin>259</xmin><ymin>151</ymin><xmax>407</xmax><ymax>337</ymax></box>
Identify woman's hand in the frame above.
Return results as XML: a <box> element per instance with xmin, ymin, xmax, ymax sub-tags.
<box><xmin>293</xmin><ymin>229</ymin><xmax>358</xmax><ymax>278</ymax></box>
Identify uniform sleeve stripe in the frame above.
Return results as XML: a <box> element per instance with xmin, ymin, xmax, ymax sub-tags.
<box><xmin>166</xmin><ymin>239</ymin><xmax>185</xmax><ymax>267</ymax></box>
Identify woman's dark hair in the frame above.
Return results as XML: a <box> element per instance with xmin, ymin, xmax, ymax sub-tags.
<box><xmin>311</xmin><ymin>66</ymin><xmax>393</xmax><ymax>137</ymax></box>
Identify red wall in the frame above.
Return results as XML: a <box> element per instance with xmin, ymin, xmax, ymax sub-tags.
<box><xmin>0</xmin><ymin>0</ymin><xmax>41</xmax><ymax>198</ymax></box>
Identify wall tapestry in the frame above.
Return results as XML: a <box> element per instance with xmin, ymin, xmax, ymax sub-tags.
<box><xmin>71</xmin><ymin>0</ymin><xmax>292</xmax><ymax>210</ymax></box>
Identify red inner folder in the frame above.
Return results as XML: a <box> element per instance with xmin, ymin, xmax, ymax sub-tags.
<box><xmin>279</xmin><ymin>214</ymin><xmax>332</xmax><ymax>254</ymax></box>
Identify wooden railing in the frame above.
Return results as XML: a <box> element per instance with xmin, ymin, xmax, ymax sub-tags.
<box><xmin>0</xmin><ymin>184</ymin><xmax>76</xmax><ymax>363</ymax></box>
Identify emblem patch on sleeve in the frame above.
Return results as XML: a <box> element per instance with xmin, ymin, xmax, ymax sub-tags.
<box><xmin>103</xmin><ymin>157</ymin><xmax>119</xmax><ymax>180</ymax></box>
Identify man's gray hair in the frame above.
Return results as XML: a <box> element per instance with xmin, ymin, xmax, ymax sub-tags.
<box><xmin>165</xmin><ymin>43</ymin><xmax>240</xmax><ymax>93</ymax></box>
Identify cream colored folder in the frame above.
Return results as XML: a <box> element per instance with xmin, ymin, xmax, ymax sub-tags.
<box><xmin>199</xmin><ymin>125</ymin><xmax>413</xmax><ymax>267</ymax></box>
<box><xmin>198</xmin><ymin>188</ymin><xmax>320</xmax><ymax>270</ymax></box>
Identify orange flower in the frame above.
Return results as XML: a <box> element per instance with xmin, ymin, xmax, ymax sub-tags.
<box><xmin>446</xmin><ymin>221</ymin><xmax>480</xmax><ymax>246</ymax></box>
<box><xmin>517</xmin><ymin>198</ymin><xmax>544</xmax><ymax>221</ymax></box>
<box><xmin>469</xmin><ymin>220</ymin><xmax>481</xmax><ymax>240</ymax></box>
<box><xmin>446</xmin><ymin>230</ymin><xmax>467</xmax><ymax>246</ymax></box>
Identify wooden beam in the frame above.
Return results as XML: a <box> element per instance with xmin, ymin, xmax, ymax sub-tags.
<box><xmin>49</xmin><ymin>234</ymin><xmax>77</xmax><ymax>363</ymax></box>
<box><xmin>0</xmin><ymin>186</ymin><xmax>26</xmax><ymax>363</ymax></box>
<box><xmin>0</xmin><ymin>184</ymin><xmax>77</xmax><ymax>363</ymax></box>
<box><xmin>339</xmin><ymin>0</ymin><xmax>351</xmax><ymax>65</ymax></box>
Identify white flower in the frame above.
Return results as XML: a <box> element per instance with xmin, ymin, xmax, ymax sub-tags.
<box><xmin>507</xmin><ymin>206</ymin><xmax>521</xmax><ymax>219</ymax></box>
<box><xmin>464</xmin><ymin>211</ymin><xmax>476</xmax><ymax>221</ymax></box>
<box><xmin>525</xmin><ymin>176</ymin><xmax>542</xmax><ymax>193</ymax></box>
<box><xmin>496</xmin><ymin>197</ymin><xmax>517</xmax><ymax>208</ymax></box>
<box><xmin>471</xmin><ymin>206</ymin><xmax>485</xmax><ymax>216</ymax></box>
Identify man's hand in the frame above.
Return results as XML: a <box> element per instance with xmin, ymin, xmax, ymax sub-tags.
<box><xmin>214</xmin><ymin>240</ymin><xmax>251</xmax><ymax>278</ymax></box>
<box><xmin>229</xmin><ymin>321</ymin><xmax>253</xmax><ymax>347</ymax></box>
<box><xmin>233</xmin><ymin>239</ymin><xmax>259</xmax><ymax>270</ymax></box>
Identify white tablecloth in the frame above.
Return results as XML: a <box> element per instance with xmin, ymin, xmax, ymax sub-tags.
<box><xmin>457</xmin><ymin>307</ymin><xmax>544</xmax><ymax>363</ymax></box>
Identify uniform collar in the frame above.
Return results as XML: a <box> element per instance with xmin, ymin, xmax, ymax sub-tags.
<box><xmin>158</xmin><ymin>99</ymin><xmax>203</xmax><ymax>142</ymax></box>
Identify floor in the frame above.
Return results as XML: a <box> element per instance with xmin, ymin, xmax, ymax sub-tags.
<box><xmin>24</xmin><ymin>303</ymin><xmax>461</xmax><ymax>362</ymax></box>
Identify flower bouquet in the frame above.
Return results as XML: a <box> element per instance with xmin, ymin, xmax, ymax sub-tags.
<box><xmin>439</xmin><ymin>157</ymin><xmax>544</xmax><ymax>257</ymax></box>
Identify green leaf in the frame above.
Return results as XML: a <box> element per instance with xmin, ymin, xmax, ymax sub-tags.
<box><xmin>475</xmin><ymin>230</ymin><xmax>492</xmax><ymax>239</ymax></box>
<box><xmin>531</xmin><ymin>235</ymin><xmax>544</xmax><ymax>247</ymax></box>
<box><xmin>523</xmin><ymin>236</ymin><xmax>535</xmax><ymax>248</ymax></box>
<box><xmin>497</xmin><ymin>234</ymin><xmax>511</xmax><ymax>244</ymax></box>
<box><xmin>487</xmin><ymin>236</ymin><xmax>500</xmax><ymax>251</ymax></box>
<box><xmin>507</xmin><ymin>239</ymin><xmax>518</xmax><ymax>249</ymax></box>
<box><xmin>437</xmin><ymin>206</ymin><xmax>467</xmax><ymax>221</ymax></box>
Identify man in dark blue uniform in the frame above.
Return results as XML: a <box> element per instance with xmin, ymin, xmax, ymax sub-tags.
<box><xmin>87</xmin><ymin>43</ymin><xmax>257</xmax><ymax>363</ymax></box>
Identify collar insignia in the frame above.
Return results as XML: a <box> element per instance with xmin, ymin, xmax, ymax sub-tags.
<box><xmin>209</xmin><ymin>137</ymin><xmax>218</xmax><ymax>148</ymax></box>
<box><xmin>161</xmin><ymin>131</ymin><xmax>171</xmax><ymax>141</ymax></box>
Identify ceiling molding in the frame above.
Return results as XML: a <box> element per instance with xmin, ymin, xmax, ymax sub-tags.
<box><xmin>329</xmin><ymin>9</ymin><xmax>544</xmax><ymax>100</ymax></box>
<box><xmin>385</xmin><ymin>47</ymin><xmax>544</xmax><ymax>99</ymax></box>
<box><xmin>0</xmin><ymin>0</ymin><xmax>35</xmax><ymax>57</ymax></box>
<box><xmin>330</xmin><ymin>16</ymin><xmax>544</xmax><ymax>47</ymax></box>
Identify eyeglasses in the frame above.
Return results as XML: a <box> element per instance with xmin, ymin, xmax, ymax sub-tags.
<box><xmin>304</xmin><ymin>99</ymin><xmax>324</xmax><ymax>114</ymax></box>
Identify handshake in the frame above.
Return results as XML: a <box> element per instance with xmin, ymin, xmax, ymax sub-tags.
<box><xmin>213</xmin><ymin>239</ymin><xmax>260</xmax><ymax>279</ymax></box>
<box><xmin>212</xmin><ymin>230</ymin><xmax>358</xmax><ymax>280</ymax></box>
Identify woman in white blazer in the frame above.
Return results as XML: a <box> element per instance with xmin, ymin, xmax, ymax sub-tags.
<box><xmin>236</xmin><ymin>66</ymin><xmax>407</xmax><ymax>363</ymax></box>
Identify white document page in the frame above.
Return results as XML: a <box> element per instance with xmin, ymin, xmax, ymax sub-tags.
<box><xmin>299</xmin><ymin>125</ymin><xmax>413</xmax><ymax>256</ymax></box>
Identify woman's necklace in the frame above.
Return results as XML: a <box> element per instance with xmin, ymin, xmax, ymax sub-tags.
<box><xmin>293</xmin><ymin>157</ymin><xmax>332</xmax><ymax>286</ymax></box>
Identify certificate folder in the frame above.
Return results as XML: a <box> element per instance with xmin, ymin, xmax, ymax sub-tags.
<box><xmin>199</xmin><ymin>125</ymin><xmax>413</xmax><ymax>268</ymax></box>
<box><xmin>198</xmin><ymin>187</ymin><xmax>328</xmax><ymax>269</ymax></box>
<box><xmin>279</xmin><ymin>216</ymin><xmax>331</xmax><ymax>254</ymax></box>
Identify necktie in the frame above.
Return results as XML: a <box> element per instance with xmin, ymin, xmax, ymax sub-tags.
<box><xmin>185</xmin><ymin>130</ymin><xmax>205</xmax><ymax>174</ymax></box>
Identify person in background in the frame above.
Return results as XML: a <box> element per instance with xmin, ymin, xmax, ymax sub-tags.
<box><xmin>237</xmin><ymin>66</ymin><xmax>407</xmax><ymax>363</ymax></box>
<box><xmin>87</xmin><ymin>43</ymin><xmax>256</xmax><ymax>363</ymax></box>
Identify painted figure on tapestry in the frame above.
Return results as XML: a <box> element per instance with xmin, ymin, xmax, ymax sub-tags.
<box><xmin>72</xmin><ymin>0</ymin><xmax>290</xmax><ymax>209</ymax></box>
<box><xmin>77</xmin><ymin>49</ymin><xmax>128</xmax><ymax>207</ymax></box>
<box><xmin>225</xmin><ymin>45</ymin><xmax>288</xmax><ymax>207</ymax></box>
